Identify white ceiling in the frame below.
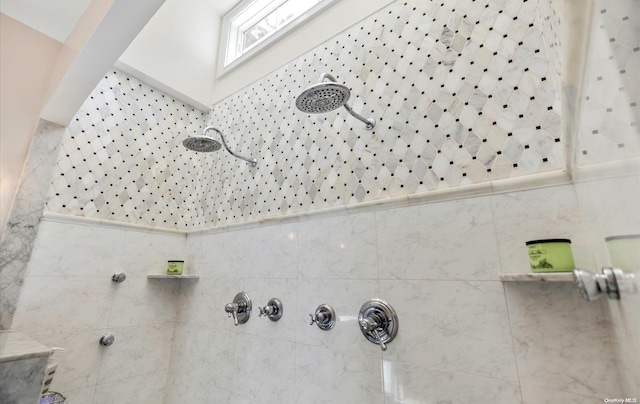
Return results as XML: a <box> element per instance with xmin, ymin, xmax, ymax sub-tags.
<box><xmin>0</xmin><ymin>0</ymin><xmax>93</xmax><ymax>42</ymax></box>
<box><xmin>0</xmin><ymin>0</ymin><xmax>240</xmax><ymax>43</ymax></box>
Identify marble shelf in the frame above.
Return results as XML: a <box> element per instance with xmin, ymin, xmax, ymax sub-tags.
<box><xmin>147</xmin><ymin>274</ymin><xmax>200</xmax><ymax>280</ymax></box>
<box><xmin>499</xmin><ymin>273</ymin><xmax>574</xmax><ymax>282</ymax></box>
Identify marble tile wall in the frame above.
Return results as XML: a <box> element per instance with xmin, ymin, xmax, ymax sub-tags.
<box><xmin>10</xmin><ymin>219</ymin><xmax>186</xmax><ymax>403</ymax></box>
<box><xmin>200</xmin><ymin>0</ymin><xmax>563</xmax><ymax>228</ymax></box>
<box><xmin>44</xmin><ymin>69</ymin><xmax>206</xmax><ymax>230</ymax></box>
<box><xmin>576</xmin><ymin>173</ymin><xmax>640</xmax><ymax>395</ymax></box>
<box><xmin>166</xmin><ymin>179</ymin><xmax>629</xmax><ymax>403</ymax></box>
<box><xmin>0</xmin><ymin>356</ymin><xmax>49</xmax><ymax>403</ymax></box>
<box><xmin>0</xmin><ymin>120</ymin><xmax>65</xmax><ymax>330</ymax></box>
<box><xmin>578</xmin><ymin>0</ymin><xmax>639</xmax><ymax>165</ymax></box>
<box><xmin>43</xmin><ymin>0</ymin><xmax>563</xmax><ymax>231</ymax></box>
<box><xmin>575</xmin><ymin>0</ymin><xmax>640</xmax><ymax>395</ymax></box>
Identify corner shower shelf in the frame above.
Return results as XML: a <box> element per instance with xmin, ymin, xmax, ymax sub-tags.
<box><xmin>147</xmin><ymin>274</ymin><xmax>200</xmax><ymax>280</ymax></box>
<box><xmin>499</xmin><ymin>273</ymin><xmax>574</xmax><ymax>282</ymax></box>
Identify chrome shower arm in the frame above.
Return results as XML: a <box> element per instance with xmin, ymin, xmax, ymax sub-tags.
<box><xmin>320</xmin><ymin>73</ymin><xmax>338</xmax><ymax>83</ymax></box>
<box><xmin>318</xmin><ymin>74</ymin><xmax>375</xmax><ymax>130</ymax></box>
<box><xmin>343</xmin><ymin>103</ymin><xmax>376</xmax><ymax>130</ymax></box>
<box><xmin>204</xmin><ymin>126</ymin><xmax>257</xmax><ymax>167</ymax></box>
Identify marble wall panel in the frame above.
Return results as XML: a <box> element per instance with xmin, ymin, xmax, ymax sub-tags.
<box><xmin>0</xmin><ymin>120</ymin><xmax>64</xmax><ymax>330</ymax></box>
<box><xmin>376</xmin><ymin>196</ymin><xmax>500</xmax><ymax>280</ymax></box>
<box><xmin>9</xmin><ymin>219</ymin><xmax>185</xmax><ymax>403</ymax></box>
<box><xmin>505</xmin><ymin>282</ymin><xmax>621</xmax><ymax>397</ymax></box>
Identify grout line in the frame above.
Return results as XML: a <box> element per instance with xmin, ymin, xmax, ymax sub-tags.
<box><xmin>489</xmin><ymin>190</ymin><xmax>524</xmax><ymax>401</ymax></box>
<box><xmin>501</xmin><ymin>281</ymin><xmax>525</xmax><ymax>403</ymax></box>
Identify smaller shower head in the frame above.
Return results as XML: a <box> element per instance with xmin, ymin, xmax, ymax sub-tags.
<box><xmin>183</xmin><ymin>127</ymin><xmax>257</xmax><ymax>167</ymax></box>
<box><xmin>182</xmin><ymin>135</ymin><xmax>222</xmax><ymax>153</ymax></box>
<box><xmin>296</xmin><ymin>73</ymin><xmax>375</xmax><ymax>130</ymax></box>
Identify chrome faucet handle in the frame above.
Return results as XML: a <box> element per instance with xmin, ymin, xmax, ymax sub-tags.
<box><xmin>259</xmin><ymin>298</ymin><xmax>283</xmax><ymax>321</ymax></box>
<box><xmin>225</xmin><ymin>303</ymin><xmax>239</xmax><ymax>326</ymax></box>
<box><xmin>309</xmin><ymin>304</ymin><xmax>336</xmax><ymax>330</ymax></box>
<box><xmin>359</xmin><ymin>315</ymin><xmax>388</xmax><ymax>351</ymax></box>
<box><xmin>259</xmin><ymin>306</ymin><xmax>272</xmax><ymax>317</ymax></box>
<box><xmin>308</xmin><ymin>312</ymin><xmax>326</xmax><ymax>325</ymax></box>
<box><xmin>224</xmin><ymin>292</ymin><xmax>252</xmax><ymax>326</ymax></box>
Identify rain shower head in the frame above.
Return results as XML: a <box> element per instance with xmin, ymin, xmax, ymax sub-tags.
<box><xmin>296</xmin><ymin>73</ymin><xmax>375</xmax><ymax>130</ymax></box>
<box><xmin>182</xmin><ymin>135</ymin><xmax>222</xmax><ymax>153</ymax></box>
<box><xmin>183</xmin><ymin>126</ymin><xmax>257</xmax><ymax>167</ymax></box>
<box><xmin>296</xmin><ymin>82</ymin><xmax>351</xmax><ymax>114</ymax></box>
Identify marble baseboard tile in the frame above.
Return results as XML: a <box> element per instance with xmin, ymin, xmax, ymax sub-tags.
<box><xmin>0</xmin><ymin>120</ymin><xmax>65</xmax><ymax>329</ymax></box>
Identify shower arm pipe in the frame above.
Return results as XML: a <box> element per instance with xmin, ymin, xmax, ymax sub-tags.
<box><xmin>319</xmin><ymin>74</ymin><xmax>376</xmax><ymax>130</ymax></box>
<box><xmin>204</xmin><ymin>126</ymin><xmax>257</xmax><ymax>167</ymax></box>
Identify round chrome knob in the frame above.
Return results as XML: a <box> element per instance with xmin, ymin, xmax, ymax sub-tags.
<box><xmin>99</xmin><ymin>334</ymin><xmax>115</xmax><ymax>346</ymax></box>
<box><xmin>309</xmin><ymin>304</ymin><xmax>335</xmax><ymax>330</ymax></box>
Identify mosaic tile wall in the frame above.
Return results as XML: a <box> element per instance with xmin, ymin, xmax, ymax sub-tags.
<box><xmin>196</xmin><ymin>0</ymin><xmax>563</xmax><ymax>227</ymax></box>
<box><xmin>578</xmin><ymin>0</ymin><xmax>639</xmax><ymax>165</ymax></box>
<box><xmin>45</xmin><ymin>0</ymin><xmax>565</xmax><ymax>230</ymax></box>
<box><xmin>45</xmin><ymin>69</ymin><xmax>207</xmax><ymax>229</ymax></box>
<box><xmin>534</xmin><ymin>0</ymin><xmax>562</xmax><ymax>103</ymax></box>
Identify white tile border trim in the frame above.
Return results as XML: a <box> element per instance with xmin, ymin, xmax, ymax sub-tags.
<box><xmin>43</xmin><ymin>158</ymin><xmax>638</xmax><ymax>237</ymax></box>
<box><xmin>41</xmin><ymin>212</ymin><xmax>187</xmax><ymax>236</ymax></box>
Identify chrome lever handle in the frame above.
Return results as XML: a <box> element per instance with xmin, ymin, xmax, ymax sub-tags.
<box><xmin>224</xmin><ymin>292</ymin><xmax>252</xmax><ymax>325</ymax></box>
<box><xmin>371</xmin><ymin>329</ymin><xmax>387</xmax><ymax>351</ymax></box>
<box><xmin>359</xmin><ymin>317</ymin><xmax>387</xmax><ymax>350</ymax></box>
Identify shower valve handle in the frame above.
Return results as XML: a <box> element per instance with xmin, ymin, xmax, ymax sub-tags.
<box><xmin>359</xmin><ymin>316</ymin><xmax>387</xmax><ymax>351</ymax></box>
<box><xmin>309</xmin><ymin>312</ymin><xmax>326</xmax><ymax>325</ymax></box>
<box><xmin>259</xmin><ymin>298</ymin><xmax>283</xmax><ymax>321</ymax></box>
<box><xmin>225</xmin><ymin>303</ymin><xmax>239</xmax><ymax>326</ymax></box>
<box><xmin>224</xmin><ymin>292</ymin><xmax>252</xmax><ymax>326</ymax></box>
<box><xmin>309</xmin><ymin>304</ymin><xmax>336</xmax><ymax>330</ymax></box>
<box><xmin>259</xmin><ymin>306</ymin><xmax>273</xmax><ymax>317</ymax></box>
<box><xmin>358</xmin><ymin>299</ymin><xmax>398</xmax><ymax>352</ymax></box>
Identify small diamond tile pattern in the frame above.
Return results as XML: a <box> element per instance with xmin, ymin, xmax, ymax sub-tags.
<box><xmin>46</xmin><ymin>0</ymin><xmax>565</xmax><ymax>230</ymax></box>
<box><xmin>45</xmin><ymin>70</ymin><xmax>206</xmax><ymax>228</ymax></box>
<box><xmin>578</xmin><ymin>0</ymin><xmax>640</xmax><ymax>165</ymax></box>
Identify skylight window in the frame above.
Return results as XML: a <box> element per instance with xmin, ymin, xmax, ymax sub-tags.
<box><xmin>218</xmin><ymin>0</ymin><xmax>338</xmax><ymax>77</ymax></box>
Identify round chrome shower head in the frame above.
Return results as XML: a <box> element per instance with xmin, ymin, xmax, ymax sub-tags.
<box><xmin>296</xmin><ymin>82</ymin><xmax>351</xmax><ymax>114</ymax></box>
<box><xmin>183</xmin><ymin>135</ymin><xmax>222</xmax><ymax>153</ymax></box>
